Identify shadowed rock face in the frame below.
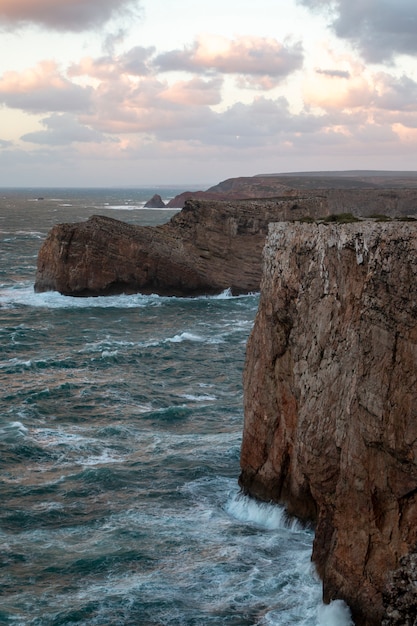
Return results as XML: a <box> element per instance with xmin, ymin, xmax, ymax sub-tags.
<box><xmin>239</xmin><ymin>222</ymin><xmax>417</xmax><ymax>626</ymax></box>
<box><xmin>34</xmin><ymin>197</ymin><xmax>328</xmax><ymax>296</ymax></box>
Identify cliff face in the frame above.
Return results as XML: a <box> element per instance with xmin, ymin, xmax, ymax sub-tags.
<box><xmin>34</xmin><ymin>196</ymin><xmax>328</xmax><ymax>296</ymax></box>
<box><xmin>239</xmin><ymin>222</ymin><xmax>417</xmax><ymax>626</ymax></box>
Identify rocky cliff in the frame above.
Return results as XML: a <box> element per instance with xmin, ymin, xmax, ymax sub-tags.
<box><xmin>34</xmin><ymin>196</ymin><xmax>328</xmax><ymax>296</ymax></box>
<box><xmin>239</xmin><ymin>222</ymin><xmax>417</xmax><ymax>625</ymax></box>
<box><xmin>167</xmin><ymin>173</ymin><xmax>417</xmax><ymax>211</ymax></box>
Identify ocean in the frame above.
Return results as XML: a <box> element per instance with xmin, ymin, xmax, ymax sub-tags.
<box><xmin>0</xmin><ymin>188</ymin><xmax>353</xmax><ymax>626</ymax></box>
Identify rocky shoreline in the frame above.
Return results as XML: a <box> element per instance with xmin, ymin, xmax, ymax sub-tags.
<box><xmin>34</xmin><ymin>173</ymin><xmax>417</xmax><ymax>625</ymax></box>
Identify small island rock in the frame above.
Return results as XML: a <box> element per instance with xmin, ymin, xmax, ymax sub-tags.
<box><xmin>144</xmin><ymin>194</ymin><xmax>166</xmax><ymax>208</ymax></box>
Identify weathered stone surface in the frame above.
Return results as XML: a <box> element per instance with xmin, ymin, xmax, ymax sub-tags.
<box><xmin>382</xmin><ymin>552</ymin><xmax>417</xmax><ymax>625</ymax></box>
<box><xmin>34</xmin><ymin>196</ymin><xmax>328</xmax><ymax>296</ymax></box>
<box><xmin>239</xmin><ymin>222</ymin><xmax>417</xmax><ymax>626</ymax></box>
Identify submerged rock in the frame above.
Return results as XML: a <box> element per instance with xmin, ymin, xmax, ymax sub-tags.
<box><xmin>239</xmin><ymin>222</ymin><xmax>417</xmax><ymax>626</ymax></box>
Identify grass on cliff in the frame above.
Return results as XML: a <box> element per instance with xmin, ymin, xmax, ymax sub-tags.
<box><xmin>296</xmin><ymin>213</ymin><xmax>417</xmax><ymax>224</ymax></box>
<box><xmin>296</xmin><ymin>213</ymin><xmax>360</xmax><ymax>224</ymax></box>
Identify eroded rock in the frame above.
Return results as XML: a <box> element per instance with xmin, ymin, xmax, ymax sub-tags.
<box><xmin>34</xmin><ymin>197</ymin><xmax>328</xmax><ymax>296</ymax></box>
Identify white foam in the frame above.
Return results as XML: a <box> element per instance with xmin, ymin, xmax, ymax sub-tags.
<box><xmin>9</xmin><ymin>421</ymin><xmax>28</xmax><ymax>434</ymax></box>
<box><xmin>104</xmin><ymin>204</ymin><xmax>146</xmax><ymax>210</ymax></box>
<box><xmin>180</xmin><ymin>393</ymin><xmax>217</xmax><ymax>402</ymax></box>
<box><xmin>317</xmin><ymin>600</ymin><xmax>354</xmax><ymax>626</ymax></box>
<box><xmin>166</xmin><ymin>331</ymin><xmax>205</xmax><ymax>343</ymax></box>
<box><xmin>225</xmin><ymin>492</ymin><xmax>303</xmax><ymax>532</ymax></box>
<box><xmin>101</xmin><ymin>350</ymin><xmax>119</xmax><ymax>358</ymax></box>
<box><xmin>0</xmin><ymin>358</ymin><xmax>32</xmax><ymax>369</ymax></box>
<box><xmin>0</xmin><ymin>286</ymin><xmax>162</xmax><ymax>309</ymax></box>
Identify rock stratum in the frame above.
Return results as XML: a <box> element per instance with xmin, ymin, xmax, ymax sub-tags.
<box><xmin>239</xmin><ymin>222</ymin><xmax>417</xmax><ymax>625</ymax></box>
<box><xmin>34</xmin><ymin>196</ymin><xmax>328</xmax><ymax>296</ymax></box>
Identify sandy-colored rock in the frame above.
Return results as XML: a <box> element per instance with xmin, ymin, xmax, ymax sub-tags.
<box><xmin>239</xmin><ymin>222</ymin><xmax>417</xmax><ymax>626</ymax></box>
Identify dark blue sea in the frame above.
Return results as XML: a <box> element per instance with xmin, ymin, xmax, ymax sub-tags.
<box><xmin>0</xmin><ymin>188</ymin><xmax>353</xmax><ymax>626</ymax></box>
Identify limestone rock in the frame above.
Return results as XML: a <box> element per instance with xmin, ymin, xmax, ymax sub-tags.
<box><xmin>239</xmin><ymin>222</ymin><xmax>417</xmax><ymax>626</ymax></box>
<box><xmin>34</xmin><ymin>196</ymin><xmax>328</xmax><ymax>297</ymax></box>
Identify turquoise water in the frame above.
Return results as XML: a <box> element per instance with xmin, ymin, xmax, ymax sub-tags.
<box><xmin>0</xmin><ymin>190</ymin><xmax>352</xmax><ymax>625</ymax></box>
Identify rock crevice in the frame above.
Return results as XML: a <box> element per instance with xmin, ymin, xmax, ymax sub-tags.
<box><xmin>239</xmin><ymin>222</ymin><xmax>417</xmax><ymax>626</ymax></box>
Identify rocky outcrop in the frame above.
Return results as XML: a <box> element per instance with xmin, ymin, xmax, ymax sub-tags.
<box><xmin>239</xmin><ymin>222</ymin><xmax>417</xmax><ymax>625</ymax></box>
<box><xmin>34</xmin><ymin>196</ymin><xmax>328</xmax><ymax>296</ymax></box>
<box><xmin>144</xmin><ymin>194</ymin><xmax>166</xmax><ymax>208</ymax></box>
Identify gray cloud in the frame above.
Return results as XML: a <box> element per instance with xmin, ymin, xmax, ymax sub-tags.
<box><xmin>316</xmin><ymin>68</ymin><xmax>351</xmax><ymax>78</ymax></box>
<box><xmin>299</xmin><ymin>0</ymin><xmax>417</xmax><ymax>62</ymax></box>
<box><xmin>151</xmin><ymin>96</ymin><xmax>330</xmax><ymax>148</ymax></box>
<box><xmin>21</xmin><ymin>113</ymin><xmax>109</xmax><ymax>145</ymax></box>
<box><xmin>121</xmin><ymin>46</ymin><xmax>156</xmax><ymax>75</ymax></box>
<box><xmin>0</xmin><ymin>0</ymin><xmax>140</xmax><ymax>32</ymax></box>
<box><xmin>155</xmin><ymin>36</ymin><xmax>304</xmax><ymax>86</ymax></box>
<box><xmin>376</xmin><ymin>74</ymin><xmax>417</xmax><ymax>111</ymax></box>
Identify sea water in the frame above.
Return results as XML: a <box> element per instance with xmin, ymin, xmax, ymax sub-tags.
<box><xmin>0</xmin><ymin>189</ymin><xmax>353</xmax><ymax>625</ymax></box>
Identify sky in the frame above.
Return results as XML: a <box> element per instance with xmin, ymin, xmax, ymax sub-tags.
<box><xmin>0</xmin><ymin>0</ymin><xmax>417</xmax><ymax>186</ymax></box>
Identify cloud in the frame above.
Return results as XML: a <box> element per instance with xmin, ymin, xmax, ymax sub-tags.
<box><xmin>21</xmin><ymin>113</ymin><xmax>110</xmax><ymax>145</ymax></box>
<box><xmin>316</xmin><ymin>68</ymin><xmax>351</xmax><ymax>78</ymax></box>
<box><xmin>69</xmin><ymin>47</ymin><xmax>156</xmax><ymax>80</ymax></box>
<box><xmin>299</xmin><ymin>0</ymin><xmax>417</xmax><ymax>62</ymax></box>
<box><xmin>160</xmin><ymin>77</ymin><xmax>223</xmax><ymax>106</ymax></box>
<box><xmin>304</xmin><ymin>67</ymin><xmax>374</xmax><ymax>110</ymax></box>
<box><xmin>0</xmin><ymin>0</ymin><xmax>140</xmax><ymax>32</ymax></box>
<box><xmin>155</xmin><ymin>35</ymin><xmax>304</xmax><ymax>88</ymax></box>
<box><xmin>375</xmin><ymin>74</ymin><xmax>417</xmax><ymax>111</ymax></box>
<box><xmin>0</xmin><ymin>138</ymin><xmax>12</xmax><ymax>148</ymax></box>
<box><xmin>0</xmin><ymin>61</ymin><xmax>92</xmax><ymax>113</ymax></box>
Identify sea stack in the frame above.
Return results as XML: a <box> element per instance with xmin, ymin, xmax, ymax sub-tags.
<box><xmin>239</xmin><ymin>221</ymin><xmax>417</xmax><ymax>626</ymax></box>
<box><xmin>144</xmin><ymin>194</ymin><xmax>166</xmax><ymax>208</ymax></box>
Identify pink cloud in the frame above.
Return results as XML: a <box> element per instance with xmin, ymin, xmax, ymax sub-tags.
<box><xmin>0</xmin><ymin>61</ymin><xmax>92</xmax><ymax>113</ymax></box>
<box><xmin>0</xmin><ymin>0</ymin><xmax>139</xmax><ymax>32</ymax></box>
<box><xmin>156</xmin><ymin>35</ymin><xmax>303</xmax><ymax>88</ymax></box>
<box><xmin>160</xmin><ymin>77</ymin><xmax>223</xmax><ymax>106</ymax></box>
<box><xmin>69</xmin><ymin>47</ymin><xmax>155</xmax><ymax>81</ymax></box>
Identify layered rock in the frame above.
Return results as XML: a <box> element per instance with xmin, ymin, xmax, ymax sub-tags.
<box><xmin>34</xmin><ymin>196</ymin><xmax>328</xmax><ymax>296</ymax></box>
<box><xmin>239</xmin><ymin>222</ymin><xmax>417</xmax><ymax>625</ymax></box>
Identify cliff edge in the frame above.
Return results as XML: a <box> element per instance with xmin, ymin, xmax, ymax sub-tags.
<box><xmin>239</xmin><ymin>222</ymin><xmax>417</xmax><ymax>625</ymax></box>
